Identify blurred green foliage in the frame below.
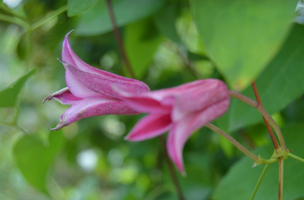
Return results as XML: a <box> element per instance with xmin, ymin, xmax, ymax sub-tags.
<box><xmin>0</xmin><ymin>0</ymin><xmax>304</xmax><ymax>199</ymax></box>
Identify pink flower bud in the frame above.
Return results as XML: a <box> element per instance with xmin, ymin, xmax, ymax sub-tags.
<box><xmin>43</xmin><ymin>31</ymin><xmax>150</xmax><ymax>130</ymax></box>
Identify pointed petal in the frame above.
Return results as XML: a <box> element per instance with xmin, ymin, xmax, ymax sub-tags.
<box><xmin>51</xmin><ymin>98</ymin><xmax>138</xmax><ymax>130</ymax></box>
<box><xmin>43</xmin><ymin>87</ymin><xmax>83</xmax><ymax>105</ymax></box>
<box><xmin>62</xmin><ymin>31</ymin><xmax>150</xmax><ymax>93</ymax></box>
<box><xmin>66</xmin><ymin>64</ymin><xmax>149</xmax><ymax>99</ymax></box>
<box><xmin>125</xmin><ymin>114</ymin><xmax>172</xmax><ymax>141</ymax></box>
<box><xmin>167</xmin><ymin>98</ymin><xmax>230</xmax><ymax>173</ymax></box>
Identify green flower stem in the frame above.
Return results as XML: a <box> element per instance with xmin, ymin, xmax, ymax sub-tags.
<box><xmin>0</xmin><ymin>3</ymin><xmax>28</xmax><ymax>21</ymax></box>
<box><xmin>278</xmin><ymin>158</ymin><xmax>284</xmax><ymax>200</ymax></box>
<box><xmin>229</xmin><ymin>91</ymin><xmax>287</xmax><ymax>152</ymax></box>
<box><xmin>205</xmin><ymin>123</ymin><xmax>259</xmax><ymax>163</ymax></box>
<box><xmin>31</xmin><ymin>5</ymin><xmax>67</xmax><ymax>31</ymax></box>
<box><xmin>288</xmin><ymin>153</ymin><xmax>304</xmax><ymax>163</ymax></box>
<box><xmin>250</xmin><ymin>164</ymin><xmax>270</xmax><ymax>200</ymax></box>
<box><xmin>0</xmin><ymin>13</ymin><xmax>29</xmax><ymax>29</ymax></box>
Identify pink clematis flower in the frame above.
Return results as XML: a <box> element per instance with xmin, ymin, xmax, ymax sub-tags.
<box><xmin>43</xmin><ymin>31</ymin><xmax>150</xmax><ymax>130</ymax></box>
<box><xmin>116</xmin><ymin>79</ymin><xmax>230</xmax><ymax>173</ymax></box>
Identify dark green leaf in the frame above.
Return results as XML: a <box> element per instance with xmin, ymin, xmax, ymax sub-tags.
<box><xmin>0</xmin><ymin>69</ymin><xmax>35</xmax><ymax>108</ymax></box>
<box><xmin>213</xmin><ymin>123</ymin><xmax>304</xmax><ymax>200</ymax></box>
<box><xmin>13</xmin><ymin>131</ymin><xmax>65</xmax><ymax>194</ymax></box>
<box><xmin>67</xmin><ymin>0</ymin><xmax>98</xmax><ymax>17</ymax></box>
<box><xmin>75</xmin><ymin>0</ymin><xmax>165</xmax><ymax>36</ymax></box>
<box><xmin>125</xmin><ymin>18</ymin><xmax>162</xmax><ymax>78</ymax></box>
<box><xmin>227</xmin><ymin>24</ymin><xmax>304</xmax><ymax>132</ymax></box>
<box><xmin>153</xmin><ymin>3</ymin><xmax>182</xmax><ymax>45</ymax></box>
<box><xmin>191</xmin><ymin>0</ymin><xmax>298</xmax><ymax>89</ymax></box>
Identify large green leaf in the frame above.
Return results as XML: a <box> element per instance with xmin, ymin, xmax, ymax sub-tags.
<box><xmin>153</xmin><ymin>3</ymin><xmax>182</xmax><ymax>45</ymax></box>
<box><xmin>67</xmin><ymin>0</ymin><xmax>98</xmax><ymax>17</ymax></box>
<box><xmin>125</xmin><ymin>18</ymin><xmax>162</xmax><ymax>78</ymax></box>
<box><xmin>191</xmin><ymin>0</ymin><xmax>298</xmax><ymax>89</ymax></box>
<box><xmin>13</xmin><ymin>132</ymin><xmax>65</xmax><ymax>194</ymax></box>
<box><xmin>226</xmin><ymin>24</ymin><xmax>304</xmax><ymax>132</ymax></box>
<box><xmin>76</xmin><ymin>0</ymin><xmax>165</xmax><ymax>36</ymax></box>
<box><xmin>213</xmin><ymin>123</ymin><xmax>304</xmax><ymax>200</ymax></box>
<box><xmin>0</xmin><ymin>69</ymin><xmax>35</xmax><ymax>108</ymax></box>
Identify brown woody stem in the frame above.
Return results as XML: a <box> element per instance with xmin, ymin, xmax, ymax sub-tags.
<box><xmin>105</xmin><ymin>0</ymin><xmax>136</xmax><ymax>78</ymax></box>
<box><xmin>159</xmin><ymin>135</ymin><xmax>185</xmax><ymax>200</ymax></box>
<box><xmin>229</xmin><ymin>91</ymin><xmax>287</xmax><ymax>152</ymax></box>
<box><xmin>251</xmin><ymin>80</ymin><xmax>280</xmax><ymax>149</ymax></box>
<box><xmin>105</xmin><ymin>1</ymin><xmax>184</xmax><ymax>198</ymax></box>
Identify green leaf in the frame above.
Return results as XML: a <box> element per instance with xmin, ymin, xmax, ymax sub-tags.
<box><xmin>153</xmin><ymin>3</ymin><xmax>182</xmax><ymax>45</ymax></box>
<box><xmin>13</xmin><ymin>131</ymin><xmax>65</xmax><ymax>194</ymax></box>
<box><xmin>227</xmin><ymin>24</ymin><xmax>304</xmax><ymax>132</ymax></box>
<box><xmin>67</xmin><ymin>0</ymin><xmax>98</xmax><ymax>17</ymax></box>
<box><xmin>0</xmin><ymin>69</ymin><xmax>35</xmax><ymax>108</ymax></box>
<box><xmin>191</xmin><ymin>0</ymin><xmax>298</xmax><ymax>89</ymax></box>
<box><xmin>75</xmin><ymin>0</ymin><xmax>165</xmax><ymax>36</ymax></box>
<box><xmin>125</xmin><ymin>18</ymin><xmax>162</xmax><ymax>78</ymax></box>
<box><xmin>213</xmin><ymin>123</ymin><xmax>304</xmax><ymax>200</ymax></box>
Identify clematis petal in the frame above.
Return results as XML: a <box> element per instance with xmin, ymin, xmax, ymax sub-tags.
<box><xmin>114</xmin><ymin>89</ymin><xmax>172</xmax><ymax>113</ymax></box>
<box><xmin>172</xmin><ymin>79</ymin><xmax>229</xmax><ymax>121</ymax></box>
<box><xmin>66</xmin><ymin>63</ymin><xmax>150</xmax><ymax>99</ymax></box>
<box><xmin>167</xmin><ymin>98</ymin><xmax>230</xmax><ymax>173</ymax></box>
<box><xmin>125</xmin><ymin>113</ymin><xmax>172</xmax><ymax>141</ymax></box>
<box><xmin>62</xmin><ymin>31</ymin><xmax>150</xmax><ymax>94</ymax></box>
<box><xmin>51</xmin><ymin>98</ymin><xmax>138</xmax><ymax>131</ymax></box>
<box><xmin>43</xmin><ymin>87</ymin><xmax>83</xmax><ymax>105</ymax></box>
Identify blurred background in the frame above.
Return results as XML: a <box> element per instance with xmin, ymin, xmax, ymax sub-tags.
<box><xmin>0</xmin><ymin>0</ymin><xmax>304</xmax><ymax>199</ymax></box>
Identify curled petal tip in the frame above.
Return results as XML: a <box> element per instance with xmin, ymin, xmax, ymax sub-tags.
<box><xmin>50</xmin><ymin>120</ymin><xmax>68</xmax><ymax>131</ymax></box>
<box><xmin>42</xmin><ymin>87</ymin><xmax>70</xmax><ymax>104</ymax></box>
<box><xmin>124</xmin><ymin>135</ymin><xmax>130</xmax><ymax>141</ymax></box>
<box><xmin>57</xmin><ymin>58</ymin><xmax>66</xmax><ymax>64</ymax></box>
<box><xmin>66</xmin><ymin>29</ymin><xmax>75</xmax><ymax>36</ymax></box>
<box><xmin>42</xmin><ymin>96</ymin><xmax>51</xmax><ymax>104</ymax></box>
<box><xmin>181</xmin><ymin>171</ymin><xmax>187</xmax><ymax>177</ymax></box>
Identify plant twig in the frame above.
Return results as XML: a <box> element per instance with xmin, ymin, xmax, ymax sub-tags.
<box><xmin>159</xmin><ymin>135</ymin><xmax>185</xmax><ymax>200</ymax></box>
<box><xmin>289</xmin><ymin>153</ymin><xmax>304</xmax><ymax>163</ymax></box>
<box><xmin>251</xmin><ymin>80</ymin><xmax>280</xmax><ymax>149</ymax></box>
<box><xmin>229</xmin><ymin>91</ymin><xmax>287</xmax><ymax>152</ymax></box>
<box><xmin>278</xmin><ymin>158</ymin><xmax>284</xmax><ymax>200</ymax></box>
<box><xmin>250</xmin><ymin>164</ymin><xmax>270</xmax><ymax>200</ymax></box>
<box><xmin>205</xmin><ymin>123</ymin><xmax>259</xmax><ymax>162</ymax></box>
<box><xmin>0</xmin><ymin>13</ymin><xmax>29</xmax><ymax>29</ymax></box>
<box><xmin>105</xmin><ymin>0</ymin><xmax>135</xmax><ymax>78</ymax></box>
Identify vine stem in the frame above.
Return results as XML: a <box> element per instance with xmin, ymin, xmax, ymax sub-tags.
<box><xmin>250</xmin><ymin>164</ymin><xmax>270</xmax><ymax>200</ymax></box>
<box><xmin>105</xmin><ymin>0</ymin><xmax>135</xmax><ymax>78</ymax></box>
<box><xmin>229</xmin><ymin>91</ymin><xmax>287</xmax><ymax>152</ymax></box>
<box><xmin>251</xmin><ymin>80</ymin><xmax>280</xmax><ymax>150</ymax></box>
<box><xmin>205</xmin><ymin>123</ymin><xmax>259</xmax><ymax>163</ymax></box>
<box><xmin>278</xmin><ymin>158</ymin><xmax>284</xmax><ymax>200</ymax></box>
<box><xmin>105</xmin><ymin>1</ymin><xmax>184</xmax><ymax>198</ymax></box>
<box><xmin>289</xmin><ymin>153</ymin><xmax>304</xmax><ymax>163</ymax></box>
